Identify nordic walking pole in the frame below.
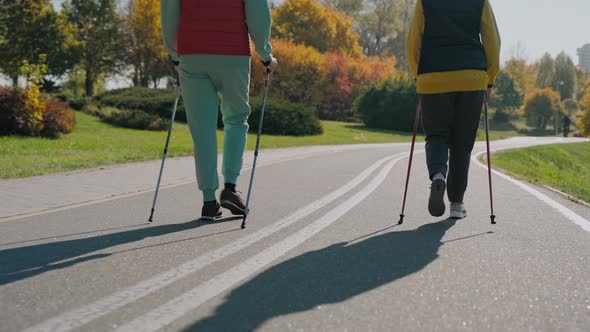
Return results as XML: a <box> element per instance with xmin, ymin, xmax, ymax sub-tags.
<box><xmin>483</xmin><ymin>96</ymin><xmax>497</xmax><ymax>225</ymax></box>
<box><xmin>398</xmin><ymin>100</ymin><xmax>422</xmax><ymax>225</ymax></box>
<box><xmin>242</xmin><ymin>69</ymin><xmax>271</xmax><ymax>229</ymax></box>
<box><xmin>148</xmin><ymin>76</ymin><xmax>181</xmax><ymax>222</ymax></box>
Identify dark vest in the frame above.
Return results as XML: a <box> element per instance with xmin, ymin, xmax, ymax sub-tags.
<box><xmin>418</xmin><ymin>0</ymin><xmax>487</xmax><ymax>74</ymax></box>
<box><xmin>178</xmin><ymin>0</ymin><xmax>251</xmax><ymax>57</ymax></box>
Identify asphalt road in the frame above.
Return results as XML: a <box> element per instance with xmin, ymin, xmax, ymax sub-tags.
<box><xmin>1</xmin><ymin>137</ymin><xmax>589</xmax><ymax>332</ymax></box>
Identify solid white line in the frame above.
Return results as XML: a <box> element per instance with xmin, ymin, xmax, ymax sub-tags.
<box><xmin>23</xmin><ymin>153</ymin><xmax>404</xmax><ymax>332</ymax></box>
<box><xmin>115</xmin><ymin>153</ymin><xmax>406</xmax><ymax>332</ymax></box>
<box><xmin>0</xmin><ymin>152</ymin><xmax>325</xmax><ymax>223</ymax></box>
<box><xmin>472</xmin><ymin>152</ymin><xmax>590</xmax><ymax>232</ymax></box>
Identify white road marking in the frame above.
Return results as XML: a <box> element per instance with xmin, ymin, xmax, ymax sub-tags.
<box><xmin>115</xmin><ymin>153</ymin><xmax>406</xmax><ymax>332</ymax></box>
<box><xmin>472</xmin><ymin>152</ymin><xmax>590</xmax><ymax>232</ymax></box>
<box><xmin>0</xmin><ymin>151</ymin><xmax>331</xmax><ymax>223</ymax></box>
<box><xmin>23</xmin><ymin>153</ymin><xmax>405</xmax><ymax>332</ymax></box>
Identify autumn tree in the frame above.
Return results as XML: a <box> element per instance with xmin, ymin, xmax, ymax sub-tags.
<box><xmin>503</xmin><ymin>57</ymin><xmax>535</xmax><ymax>96</ymax></box>
<box><xmin>0</xmin><ymin>0</ymin><xmax>77</xmax><ymax>86</ymax></box>
<box><xmin>577</xmin><ymin>84</ymin><xmax>590</xmax><ymax>136</ymax></box>
<box><xmin>64</xmin><ymin>0</ymin><xmax>124</xmax><ymax>96</ymax></box>
<box><xmin>523</xmin><ymin>88</ymin><xmax>562</xmax><ymax>130</ymax></box>
<box><xmin>274</xmin><ymin>0</ymin><xmax>363</xmax><ymax>57</ymax></box>
<box><xmin>124</xmin><ymin>0</ymin><xmax>171</xmax><ymax>87</ymax></box>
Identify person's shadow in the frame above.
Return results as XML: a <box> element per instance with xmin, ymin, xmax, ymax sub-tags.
<box><xmin>185</xmin><ymin>219</ymin><xmax>490</xmax><ymax>332</ymax></box>
<box><xmin>0</xmin><ymin>217</ymin><xmax>241</xmax><ymax>286</ymax></box>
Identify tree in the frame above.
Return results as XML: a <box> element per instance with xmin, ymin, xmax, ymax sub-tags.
<box><xmin>535</xmin><ymin>53</ymin><xmax>554</xmax><ymax>88</ymax></box>
<box><xmin>64</xmin><ymin>0</ymin><xmax>124</xmax><ymax>96</ymax></box>
<box><xmin>124</xmin><ymin>0</ymin><xmax>172</xmax><ymax>88</ymax></box>
<box><xmin>274</xmin><ymin>0</ymin><xmax>363</xmax><ymax>57</ymax></box>
<box><xmin>503</xmin><ymin>57</ymin><xmax>535</xmax><ymax>95</ymax></box>
<box><xmin>576</xmin><ymin>68</ymin><xmax>588</xmax><ymax>101</ymax></box>
<box><xmin>491</xmin><ymin>71</ymin><xmax>523</xmax><ymax>111</ymax></box>
<box><xmin>577</xmin><ymin>84</ymin><xmax>590</xmax><ymax>137</ymax></box>
<box><xmin>553</xmin><ymin>52</ymin><xmax>576</xmax><ymax>100</ymax></box>
<box><xmin>322</xmin><ymin>0</ymin><xmax>364</xmax><ymax>16</ymax></box>
<box><xmin>0</xmin><ymin>0</ymin><xmax>77</xmax><ymax>85</ymax></box>
<box><xmin>523</xmin><ymin>88</ymin><xmax>562</xmax><ymax>130</ymax></box>
<box><xmin>358</xmin><ymin>0</ymin><xmax>396</xmax><ymax>56</ymax></box>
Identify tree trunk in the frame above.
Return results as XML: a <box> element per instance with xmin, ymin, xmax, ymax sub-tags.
<box><xmin>12</xmin><ymin>76</ymin><xmax>18</xmax><ymax>87</ymax></box>
<box><xmin>85</xmin><ymin>73</ymin><xmax>94</xmax><ymax>97</ymax></box>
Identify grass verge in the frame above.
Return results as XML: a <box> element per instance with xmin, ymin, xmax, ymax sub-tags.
<box><xmin>493</xmin><ymin>142</ymin><xmax>590</xmax><ymax>203</ymax></box>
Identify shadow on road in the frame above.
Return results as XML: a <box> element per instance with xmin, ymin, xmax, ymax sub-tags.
<box><xmin>0</xmin><ymin>217</ymin><xmax>241</xmax><ymax>286</ymax></box>
<box><xmin>184</xmin><ymin>219</ymin><xmax>486</xmax><ymax>332</ymax></box>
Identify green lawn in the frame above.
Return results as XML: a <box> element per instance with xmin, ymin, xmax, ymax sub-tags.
<box><xmin>493</xmin><ymin>142</ymin><xmax>590</xmax><ymax>203</ymax></box>
<box><xmin>0</xmin><ymin>112</ymin><xmax>418</xmax><ymax>179</ymax></box>
<box><xmin>0</xmin><ymin>111</ymin><xmax>546</xmax><ymax>179</ymax></box>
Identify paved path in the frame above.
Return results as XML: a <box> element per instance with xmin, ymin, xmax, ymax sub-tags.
<box><xmin>0</xmin><ymin>137</ymin><xmax>589</xmax><ymax>332</ymax></box>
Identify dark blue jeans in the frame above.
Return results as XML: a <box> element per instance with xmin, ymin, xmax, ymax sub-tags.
<box><xmin>420</xmin><ymin>91</ymin><xmax>484</xmax><ymax>203</ymax></box>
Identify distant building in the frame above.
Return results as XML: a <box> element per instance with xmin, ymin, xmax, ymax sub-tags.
<box><xmin>578</xmin><ymin>44</ymin><xmax>590</xmax><ymax>71</ymax></box>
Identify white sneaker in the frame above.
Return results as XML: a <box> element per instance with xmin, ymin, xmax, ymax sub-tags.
<box><xmin>449</xmin><ymin>202</ymin><xmax>467</xmax><ymax>219</ymax></box>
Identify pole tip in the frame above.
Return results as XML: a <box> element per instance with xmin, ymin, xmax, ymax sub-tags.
<box><xmin>398</xmin><ymin>214</ymin><xmax>405</xmax><ymax>225</ymax></box>
<box><xmin>148</xmin><ymin>209</ymin><xmax>155</xmax><ymax>222</ymax></box>
<box><xmin>241</xmin><ymin>216</ymin><xmax>247</xmax><ymax>229</ymax></box>
<box><xmin>490</xmin><ymin>215</ymin><xmax>496</xmax><ymax>225</ymax></box>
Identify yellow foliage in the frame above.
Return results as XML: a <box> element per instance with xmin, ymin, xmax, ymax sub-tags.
<box><xmin>503</xmin><ymin>58</ymin><xmax>535</xmax><ymax>95</ymax></box>
<box><xmin>273</xmin><ymin>0</ymin><xmax>363</xmax><ymax>57</ymax></box>
<box><xmin>125</xmin><ymin>0</ymin><xmax>169</xmax><ymax>86</ymax></box>
<box><xmin>523</xmin><ymin>88</ymin><xmax>561</xmax><ymax>130</ymax></box>
<box><xmin>578</xmin><ymin>84</ymin><xmax>590</xmax><ymax>136</ymax></box>
<box><xmin>252</xmin><ymin>39</ymin><xmax>326</xmax><ymax>106</ymax></box>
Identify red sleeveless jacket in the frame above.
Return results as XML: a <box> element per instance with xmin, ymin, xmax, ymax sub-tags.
<box><xmin>177</xmin><ymin>0</ymin><xmax>251</xmax><ymax>56</ymax></box>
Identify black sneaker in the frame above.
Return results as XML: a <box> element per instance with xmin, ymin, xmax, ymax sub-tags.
<box><xmin>428</xmin><ymin>178</ymin><xmax>446</xmax><ymax>217</ymax></box>
<box><xmin>201</xmin><ymin>201</ymin><xmax>222</xmax><ymax>221</ymax></box>
<box><xmin>220</xmin><ymin>189</ymin><xmax>246</xmax><ymax>216</ymax></box>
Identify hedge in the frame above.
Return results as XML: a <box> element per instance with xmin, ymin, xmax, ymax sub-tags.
<box><xmin>248</xmin><ymin>97</ymin><xmax>322</xmax><ymax>136</ymax></box>
<box><xmin>355</xmin><ymin>77</ymin><xmax>419</xmax><ymax>132</ymax></box>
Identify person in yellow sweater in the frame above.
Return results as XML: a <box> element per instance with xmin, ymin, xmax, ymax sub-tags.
<box><xmin>407</xmin><ymin>0</ymin><xmax>501</xmax><ymax>219</ymax></box>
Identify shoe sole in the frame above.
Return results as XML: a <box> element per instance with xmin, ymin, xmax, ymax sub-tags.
<box><xmin>201</xmin><ymin>211</ymin><xmax>223</xmax><ymax>221</ymax></box>
<box><xmin>429</xmin><ymin>179</ymin><xmax>446</xmax><ymax>217</ymax></box>
<box><xmin>449</xmin><ymin>210</ymin><xmax>467</xmax><ymax>220</ymax></box>
<box><xmin>220</xmin><ymin>200</ymin><xmax>246</xmax><ymax>216</ymax></box>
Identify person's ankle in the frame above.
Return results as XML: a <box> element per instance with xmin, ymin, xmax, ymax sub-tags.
<box><xmin>224</xmin><ymin>183</ymin><xmax>237</xmax><ymax>193</ymax></box>
<box><xmin>433</xmin><ymin>172</ymin><xmax>445</xmax><ymax>181</ymax></box>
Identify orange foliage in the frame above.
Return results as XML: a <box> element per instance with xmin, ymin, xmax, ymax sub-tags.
<box><xmin>252</xmin><ymin>39</ymin><xmax>396</xmax><ymax>120</ymax></box>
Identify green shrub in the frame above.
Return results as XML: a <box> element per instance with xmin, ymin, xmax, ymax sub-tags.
<box><xmin>248</xmin><ymin>97</ymin><xmax>323</xmax><ymax>136</ymax></box>
<box><xmin>95</xmin><ymin>87</ymin><xmax>186</xmax><ymax>122</ymax></box>
<box><xmin>355</xmin><ymin>78</ymin><xmax>419</xmax><ymax>131</ymax></box>
<box><xmin>42</xmin><ymin>98</ymin><xmax>76</xmax><ymax>138</ymax></box>
<box><xmin>68</xmin><ymin>97</ymin><xmax>88</xmax><ymax>110</ymax></box>
<box><xmin>82</xmin><ymin>103</ymin><xmax>167</xmax><ymax>131</ymax></box>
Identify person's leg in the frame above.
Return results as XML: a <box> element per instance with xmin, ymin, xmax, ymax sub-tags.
<box><xmin>208</xmin><ymin>56</ymin><xmax>251</xmax><ymax>215</ymax></box>
<box><xmin>447</xmin><ymin>91</ymin><xmax>484</xmax><ymax>203</ymax></box>
<box><xmin>178</xmin><ymin>60</ymin><xmax>220</xmax><ymax>203</ymax></box>
<box><xmin>421</xmin><ymin>93</ymin><xmax>455</xmax><ymax>216</ymax></box>
<box><xmin>421</xmin><ymin>93</ymin><xmax>454</xmax><ymax>179</ymax></box>
<box><xmin>216</xmin><ymin>56</ymin><xmax>251</xmax><ymax>187</ymax></box>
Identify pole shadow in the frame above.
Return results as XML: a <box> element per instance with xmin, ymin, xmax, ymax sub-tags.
<box><xmin>0</xmin><ymin>217</ymin><xmax>241</xmax><ymax>286</ymax></box>
<box><xmin>184</xmin><ymin>219</ymin><xmax>492</xmax><ymax>332</ymax></box>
